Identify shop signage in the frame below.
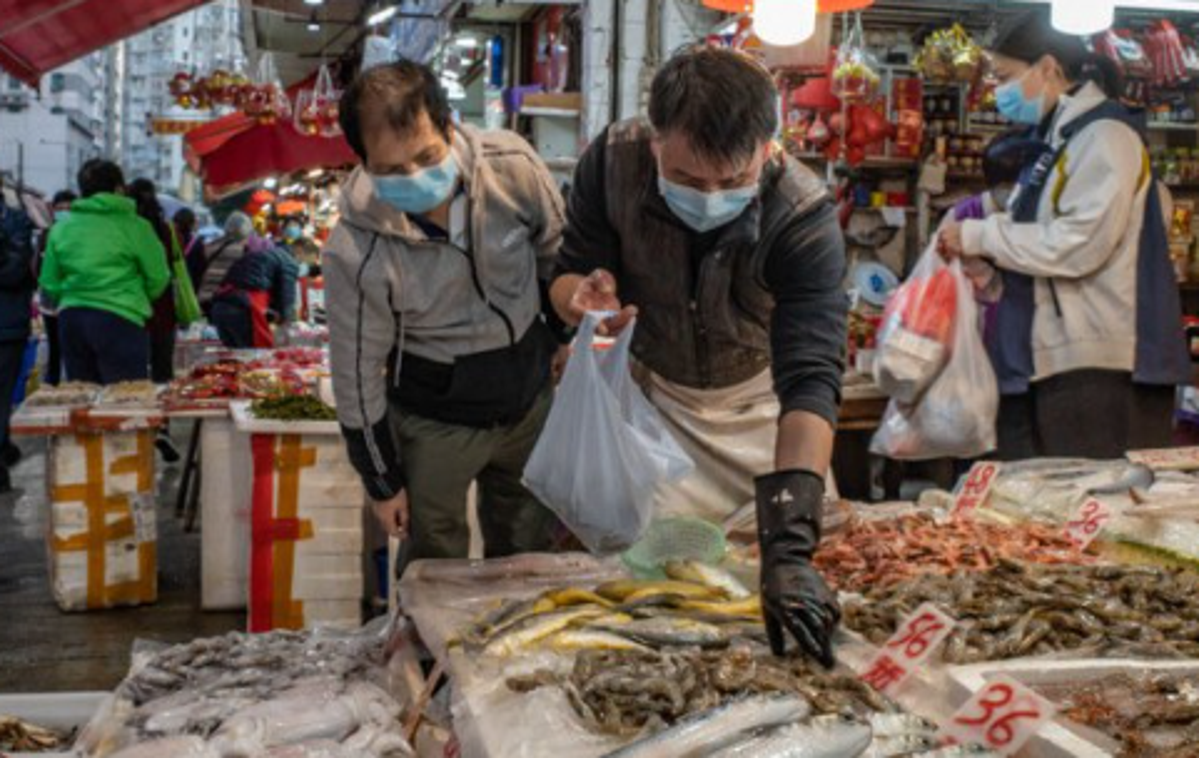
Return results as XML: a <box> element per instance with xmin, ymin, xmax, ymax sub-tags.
<box><xmin>940</xmin><ymin>675</ymin><xmax>1056</xmax><ymax>755</ymax></box>
<box><xmin>951</xmin><ymin>462</ymin><xmax>1000</xmax><ymax>520</ymax></box>
<box><xmin>860</xmin><ymin>602</ymin><xmax>956</xmax><ymax>696</ymax></box>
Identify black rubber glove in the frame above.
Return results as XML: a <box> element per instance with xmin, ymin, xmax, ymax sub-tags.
<box><xmin>756</xmin><ymin>469</ymin><xmax>840</xmax><ymax>668</ymax></box>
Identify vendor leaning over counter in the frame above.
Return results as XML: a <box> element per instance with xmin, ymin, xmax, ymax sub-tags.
<box><xmin>324</xmin><ymin>61</ymin><xmax>565</xmax><ymax>565</ymax></box>
<box><xmin>549</xmin><ymin>46</ymin><xmax>849</xmax><ymax>666</ymax></box>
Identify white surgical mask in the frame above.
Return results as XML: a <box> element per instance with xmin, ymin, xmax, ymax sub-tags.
<box><xmin>657</xmin><ymin>175</ymin><xmax>758</xmax><ymax>233</ymax></box>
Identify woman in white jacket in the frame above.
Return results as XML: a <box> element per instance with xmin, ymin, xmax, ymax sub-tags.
<box><xmin>940</xmin><ymin>10</ymin><xmax>1189</xmax><ymax>460</ymax></box>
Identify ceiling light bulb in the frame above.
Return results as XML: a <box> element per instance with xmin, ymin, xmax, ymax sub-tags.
<box><xmin>1051</xmin><ymin>0</ymin><xmax>1115</xmax><ymax>36</ymax></box>
<box><xmin>753</xmin><ymin>0</ymin><xmax>817</xmax><ymax>48</ymax></box>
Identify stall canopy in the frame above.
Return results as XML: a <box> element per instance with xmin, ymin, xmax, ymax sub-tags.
<box><xmin>184</xmin><ymin>103</ymin><xmax>356</xmax><ymax>196</ymax></box>
<box><xmin>0</xmin><ymin>0</ymin><xmax>209</xmax><ymax>87</ymax></box>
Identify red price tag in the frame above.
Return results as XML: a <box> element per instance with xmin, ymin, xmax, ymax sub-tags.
<box><xmin>861</xmin><ymin>603</ymin><xmax>956</xmax><ymax>696</ymax></box>
<box><xmin>941</xmin><ymin>676</ymin><xmax>1056</xmax><ymax>755</ymax></box>
<box><xmin>952</xmin><ymin>462</ymin><xmax>1000</xmax><ymax>520</ymax></box>
<box><xmin>1063</xmin><ymin>497</ymin><xmax>1111</xmax><ymax>550</ymax></box>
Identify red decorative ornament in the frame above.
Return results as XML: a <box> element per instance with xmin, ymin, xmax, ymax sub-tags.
<box><xmin>293</xmin><ymin>65</ymin><xmax>342</xmax><ymax>139</ymax></box>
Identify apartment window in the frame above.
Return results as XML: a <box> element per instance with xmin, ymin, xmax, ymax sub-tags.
<box><xmin>7</xmin><ymin>77</ymin><xmax>20</xmax><ymax>91</ymax></box>
<box><xmin>49</xmin><ymin>73</ymin><xmax>65</xmax><ymax>93</ymax></box>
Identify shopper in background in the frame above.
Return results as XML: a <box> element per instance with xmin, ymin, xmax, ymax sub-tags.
<box><xmin>195</xmin><ymin>212</ymin><xmax>253</xmax><ymax>311</ymax></box>
<box><xmin>39</xmin><ymin>160</ymin><xmax>170</xmax><ymax>385</ymax></box>
<box><xmin>174</xmin><ymin>207</ymin><xmax>203</xmax><ymax>287</ymax></box>
<box><xmin>326</xmin><ymin>60</ymin><xmax>565</xmax><ymax>566</ymax></box>
<box><xmin>0</xmin><ymin>176</ymin><xmax>36</xmax><ymax>494</ymax></box>
<box><xmin>939</xmin><ymin>10</ymin><xmax>1190</xmax><ymax>460</ymax></box>
<box><xmin>281</xmin><ymin>216</ymin><xmax>320</xmax><ymax>273</ymax></box>
<box><xmin>550</xmin><ymin>46</ymin><xmax>847</xmax><ymax>666</ymax></box>
<box><xmin>35</xmin><ymin>190</ymin><xmax>76</xmax><ymax>387</ymax></box>
<box><xmin>127</xmin><ymin>179</ymin><xmax>179</xmax><ymax>385</ymax></box>
<box><xmin>207</xmin><ymin>222</ymin><xmax>299</xmax><ymax>349</ymax></box>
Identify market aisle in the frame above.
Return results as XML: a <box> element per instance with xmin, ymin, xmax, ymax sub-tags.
<box><xmin>0</xmin><ymin>427</ymin><xmax>243</xmax><ymax>693</ymax></box>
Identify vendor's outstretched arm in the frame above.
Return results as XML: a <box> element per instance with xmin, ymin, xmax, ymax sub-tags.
<box><xmin>775</xmin><ymin>410</ymin><xmax>835</xmax><ymax>475</ymax></box>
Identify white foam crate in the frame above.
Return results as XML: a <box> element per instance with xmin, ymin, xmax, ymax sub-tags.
<box><xmin>0</xmin><ymin>691</ymin><xmax>108</xmax><ymax>758</ymax></box>
<box><xmin>946</xmin><ymin>658</ymin><xmax>1199</xmax><ymax>757</ymax></box>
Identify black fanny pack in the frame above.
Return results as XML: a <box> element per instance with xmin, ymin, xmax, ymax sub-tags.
<box><xmin>389</xmin><ymin>319</ymin><xmax>555</xmax><ymax>428</ymax></box>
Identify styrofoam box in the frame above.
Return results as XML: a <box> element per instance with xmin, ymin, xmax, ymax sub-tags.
<box><xmin>0</xmin><ymin>691</ymin><xmax>109</xmax><ymax>758</ymax></box>
<box><xmin>201</xmin><ymin>416</ymin><xmax>253</xmax><ymax>610</ymax></box>
<box><xmin>946</xmin><ymin>659</ymin><xmax>1199</xmax><ymax>757</ymax></box>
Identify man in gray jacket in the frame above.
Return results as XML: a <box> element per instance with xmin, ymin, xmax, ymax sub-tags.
<box><xmin>550</xmin><ymin>47</ymin><xmax>848</xmax><ymax>666</ymax></box>
<box><xmin>325</xmin><ymin>61</ymin><xmax>564</xmax><ymax>563</ymax></box>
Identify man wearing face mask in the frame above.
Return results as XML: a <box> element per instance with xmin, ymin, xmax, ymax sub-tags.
<box><xmin>324</xmin><ymin>61</ymin><xmax>566</xmax><ymax>565</ymax></box>
<box><xmin>939</xmin><ymin>10</ymin><xmax>1189</xmax><ymax>460</ymax></box>
<box><xmin>549</xmin><ymin>47</ymin><xmax>848</xmax><ymax>666</ymax></box>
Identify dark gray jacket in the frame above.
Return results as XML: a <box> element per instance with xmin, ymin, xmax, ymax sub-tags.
<box><xmin>555</xmin><ymin>118</ymin><xmax>847</xmax><ymax>425</ymax></box>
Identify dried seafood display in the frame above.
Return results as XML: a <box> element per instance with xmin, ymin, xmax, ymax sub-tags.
<box><xmin>0</xmin><ymin>714</ymin><xmax>71</xmax><ymax>752</ymax></box>
<box><xmin>95</xmin><ymin>381</ymin><xmax>160</xmax><ymax>408</ymax></box>
<box><xmin>22</xmin><ymin>381</ymin><xmax>100</xmax><ymax>408</ymax></box>
<box><xmin>1035</xmin><ymin>673</ymin><xmax>1199</xmax><ymax>757</ymax></box>
<box><xmin>814</xmin><ymin>512</ymin><xmax>1089</xmax><ymax>592</ymax></box>
<box><xmin>845</xmin><ymin>561</ymin><xmax>1199</xmax><ymax>664</ymax></box>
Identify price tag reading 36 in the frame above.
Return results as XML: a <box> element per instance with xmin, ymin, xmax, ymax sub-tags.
<box><xmin>941</xmin><ymin>676</ymin><xmax>1056</xmax><ymax>755</ymax></box>
<box><xmin>860</xmin><ymin>603</ymin><xmax>956</xmax><ymax>696</ymax></box>
<box><xmin>952</xmin><ymin>462</ymin><xmax>1001</xmax><ymax>521</ymax></box>
<box><xmin>1063</xmin><ymin>497</ymin><xmax>1111</xmax><ymax>551</ymax></box>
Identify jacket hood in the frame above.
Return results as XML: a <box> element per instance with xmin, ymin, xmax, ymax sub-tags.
<box><xmin>339</xmin><ymin>125</ymin><xmax>481</xmax><ymax>237</ymax></box>
<box><xmin>71</xmin><ymin>192</ymin><xmax>137</xmax><ymax>216</ymax></box>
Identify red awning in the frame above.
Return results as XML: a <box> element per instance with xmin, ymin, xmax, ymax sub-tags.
<box><xmin>184</xmin><ymin>111</ymin><xmax>356</xmax><ymax>195</ymax></box>
<box><xmin>0</xmin><ymin>0</ymin><xmax>210</xmax><ymax>87</ymax></box>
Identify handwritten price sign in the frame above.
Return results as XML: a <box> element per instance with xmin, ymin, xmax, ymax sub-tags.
<box><xmin>941</xmin><ymin>676</ymin><xmax>1056</xmax><ymax>755</ymax></box>
<box><xmin>1063</xmin><ymin>497</ymin><xmax>1111</xmax><ymax>550</ymax></box>
<box><xmin>860</xmin><ymin>603</ymin><xmax>956</xmax><ymax>696</ymax></box>
<box><xmin>952</xmin><ymin>462</ymin><xmax>1001</xmax><ymax>521</ymax></box>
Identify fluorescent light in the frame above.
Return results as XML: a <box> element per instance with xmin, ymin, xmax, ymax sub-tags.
<box><xmin>367</xmin><ymin>5</ymin><xmax>398</xmax><ymax>26</ymax></box>
<box><xmin>455</xmin><ymin>38</ymin><xmax>478</xmax><ymax>49</ymax></box>
<box><xmin>753</xmin><ymin>0</ymin><xmax>817</xmax><ymax>47</ymax></box>
<box><xmin>304</xmin><ymin>0</ymin><xmax>324</xmax><ymax>5</ymax></box>
<box><xmin>307</xmin><ymin>16</ymin><xmax>321</xmax><ymax>32</ymax></box>
<box><xmin>264</xmin><ymin>177</ymin><xmax>278</xmax><ymax>189</ymax></box>
<box><xmin>307</xmin><ymin>168</ymin><xmax>324</xmax><ymax>179</ymax></box>
<box><xmin>1052</xmin><ymin>0</ymin><xmax>1114</xmax><ymax>35</ymax></box>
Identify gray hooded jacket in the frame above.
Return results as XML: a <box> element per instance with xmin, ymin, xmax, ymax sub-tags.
<box><xmin>324</xmin><ymin>124</ymin><xmax>565</xmax><ymax>500</ymax></box>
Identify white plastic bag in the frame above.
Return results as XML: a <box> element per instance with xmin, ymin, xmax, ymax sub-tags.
<box><xmin>871</xmin><ymin>255</ymin><xmax>998</xmax><ymax>460</ymax></box>
<box><xmin>873</xmin><ymin>242</ymin><xmax>959</xmax><ymax>404</ymax></box>
<box><xmin>523</xmin><ymin>313</ymin><xmax>694</xmax><ymax>554</ymax></box>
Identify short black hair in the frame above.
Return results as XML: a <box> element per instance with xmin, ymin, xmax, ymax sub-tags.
<box><xmin>173</xmin><ymin>207</ymin><xmax>196</xmax><ymax>229</ymax></box>
<box><xmin>339</xmin><ymin>60</ymin><xmax>452</xmax><ymax>162</ymax></box>
<box><xmin>78</xmin><ymin>159</ymin><xmax>125</xmax><ymax>198</ymax></box>
<box><xmin>52</xmin><ymin>190</ymin><xmax>76</xmax><ymax>206</ymax></box>
<box><xmin>649</xmin><ymin>47</ymin><xmax>779</xmax><ymax>168</ymax></box>
<box><xmin>992</xmin><ymin>10</ymin><xmax>1122</xmax><ymax>99</ymax></box>
<box><xmin>982</xmin><ymin>131</ymin><xmax>1052</xmax><ymax>188</ymax></box>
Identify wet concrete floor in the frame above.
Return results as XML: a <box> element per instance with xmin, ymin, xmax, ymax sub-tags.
<box><xmin>0</xmin><ymin>426</ymin><xmax>243</xmax><ymax>694</ymax></box>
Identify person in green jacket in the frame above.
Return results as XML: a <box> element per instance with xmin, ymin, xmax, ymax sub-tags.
<box><xmin>39</xmin><ymin>160</ymin><xmax>170</xmax><ymax>385</ymax></box>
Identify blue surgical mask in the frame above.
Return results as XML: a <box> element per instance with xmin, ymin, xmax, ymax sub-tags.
<box><xmin>996</xmin><ymin>72</ymin><xmax>1047</xmax><ymax>125</ymax></box>
<box><xmin>373</xmin><ymin>152</ymin><xmax>459</xmax><ymax>215</ymax></box>
<box><xmin>657</xmin><ymin>175</ymin><xmax>757</xmax><ymax>233</ymax></box>
<box><xmin>284</xmin><ymin>223</ymin><xmax>302</xmax><ymax>241</ymax></box>
<box><xmin>54</xmin><ymin>210</ymin><xmax>69</xmax><ymax>223</ymax></box>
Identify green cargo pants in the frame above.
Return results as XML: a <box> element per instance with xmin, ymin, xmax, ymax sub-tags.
<box><xmin>391</xmin><ymin>388</ymin><xmax>556</xmax><ymax>564</ymax></box>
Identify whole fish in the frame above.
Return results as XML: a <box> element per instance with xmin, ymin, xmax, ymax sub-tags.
<box><xmin>601</xmin><ymin>694</ymin><xmax>811</xmax><ymax>758</ymax></box>
<box><xmin>596</xmin><ymin>580</ymin><xmax>719</xmax><ymax>602</ymax></box>
<box><xmin>547</xmin><ymin>629</ymin><xmax>650</xmax><ymax>652</ymax></box>
<box><xmin>709</xmin><ymin>713</ymin><xmax>875</xmax><ymax>758</ymax></box>
<box><xmin>862</xmin><ymin>734</ymin><xmax>942</xmax><ymax>757</ymax></box>
<box><xmin>677</xmin><ymin>595</ymin><xmax>763</xmax><ymax>619</ymax></box>
<box><xmin>542</xmin><ymin>588</ymin><xmax>616</xmax><ymax>609</ymax></box>
<box><xmin>665</xmin><ymin>560</ymin><xmax>752</xmax><ymax>600</ymax></box>
<box><xmin>593</xmin><ymin>617</ymin><xmax>729</xmax><ymax>649</ymax></box>
<box><xmin>867</xmin><ymin>713</ymin><xmax>938</xmax><ymax>739</ymax></box>
<box><xmin>482</xmin><ymin>607</ymin><xmax>608</xmax><ymax>657</ymax></box>
<box><xmin>918</xmin><ymin>746</ymin><xmax>1002</xmax><ymax>758</ymax></box>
